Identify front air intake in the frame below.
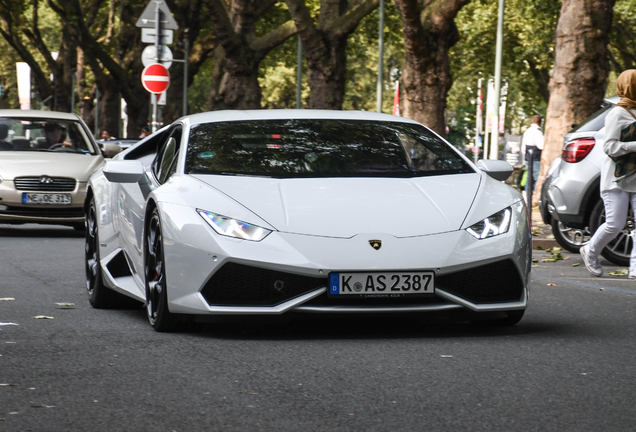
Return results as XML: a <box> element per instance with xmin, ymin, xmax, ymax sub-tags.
<box><xmin>201</xmin><ymin>263</ymin><xmax>327</xmax><ymax>306</ymax></box>
<box><xmin>436</xmin><ymin>259</ymin><xmax>524</xmax><ymax>303</ymax></box>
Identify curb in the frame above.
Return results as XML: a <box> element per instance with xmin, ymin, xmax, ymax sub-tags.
<box><xmin>532</xmin><ymin>238</ymin><xmax>559</xmax><ymax>250</ymax></box>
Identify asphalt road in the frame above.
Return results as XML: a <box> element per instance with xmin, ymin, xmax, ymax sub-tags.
<box><xmin>2</xmin><ymin>224</ymin><xmax>636</xmax><ymax>431</ymax></box>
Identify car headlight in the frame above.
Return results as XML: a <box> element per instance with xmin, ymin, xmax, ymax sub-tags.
<box><xmin>466</xmin><ymin>207</ymin><xmax>512</xmax><ymax>239</ymax></box>
<box><xmin>197</xmin><ymin>209</ymin><xmax>272</xmax><ymax>241</ymax></box>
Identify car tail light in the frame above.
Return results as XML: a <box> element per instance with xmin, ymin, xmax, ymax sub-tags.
<box><xmin>562</xmin><ymin>137</ymin><xmax>595</xmax><ymax>163</ymax></box>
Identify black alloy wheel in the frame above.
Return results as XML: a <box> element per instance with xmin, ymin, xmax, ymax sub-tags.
<box><xmin>589</xmin><ymin>200</ymin><xmax>632</xmax><ymax>267</ymax></box>
<box><xmin>85</xmin><ymin>198</ymin><xmax>117</xmax><ymax>308</ymax></box>
<box><xmin>144</xmin><ymin>208</ymin><xmax>179</xmax><ymax>331</ymax></box>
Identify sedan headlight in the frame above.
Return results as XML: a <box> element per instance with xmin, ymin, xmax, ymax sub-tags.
<box><xmin>466</xmin><ymin>207</ymin><xmax>511</xmax><ymax>239</ymax></box>
<box><xmin>198</xmin><ymin>209</ymin><xmax>272</xmax><ymax>241</ymax></box>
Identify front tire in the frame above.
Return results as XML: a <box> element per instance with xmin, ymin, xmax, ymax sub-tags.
<box><xmin>144</xmin><ymin>208</ymin><xmax>179</xmax><ymax>332</ymax></box>
<box><xmin>85</xmin><ymin>198</ymin><xmax>117</xmax><ymax>308</ymax></box>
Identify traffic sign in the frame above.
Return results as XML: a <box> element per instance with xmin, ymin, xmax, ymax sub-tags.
<box><xmin>141</xmin><ymin>64</ymin><xmax>170</xmax><ymax>94</ymax></box>
<box><xmin>136</xmin><ymin>0</ymin><xmax>178</xmax><ymax>30</ymax></box>
<box><xmin>141</xmin><ymin>28</ymin><xmax>173</xmax><ymax>44</ymax></box>
<box><xmin>158</xmin><ymin>91</ymin><xmax>167</xmax><ymax>106</ymax></box>
<box><xmin>142</xmin><ymin>45</ymin><xmax>173</xmax><ymax>68</ymax></box>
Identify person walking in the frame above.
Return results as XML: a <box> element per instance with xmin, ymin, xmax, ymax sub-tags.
<box><xmin>521</xmin><ymin>114</ymin><xmax>544</xmax><ymax>201</ymax></box>
<box><xmin>580</xmin><ymin>69</ymin><xmax>636</xmax><ymax>278</ymax></box>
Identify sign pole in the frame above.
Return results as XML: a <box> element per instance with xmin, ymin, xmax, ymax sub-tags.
<box><xmin>376</xmin><ymin>0</ymin><xmax>384</xmax><ymax>113</ymax></box>
<box><xmin>183</xmin><ymin>29</ymin><xmax>188</xmax><ymax>116</ymax></box>
<box><xmin>474</xmin><ymin>78</ymin><xmax>483</xmax><ymax>163</ymax></box>
<box><xmin>137</xmin><ymin>0</ymin><xmax>179</xmax><ymax>131</ymax></box>
<box><xmin>151</xmin><ymin>3</ymin><xmax>162</xmax><ymax>132</ymax></box>
<box><xmin>489</xmin><ymin>0</ymin><xmax>505</xmax><ymax>160</ymax></box>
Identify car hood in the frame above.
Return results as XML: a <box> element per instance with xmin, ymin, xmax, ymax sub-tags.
<box><xmin>0</xmin><ymin>152</ymin><xmax>104</xmax><ymax>181</ymax></box>
<box><xmin>190</xmin><ymin>174</ymin><xmax>482</xmax><ymax>238</ymax></box>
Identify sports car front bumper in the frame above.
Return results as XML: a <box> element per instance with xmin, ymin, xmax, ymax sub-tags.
<box><xmin>140</xmin><ymin>199</ymin><xmax>532</xmax><ymax>316</ymax></box>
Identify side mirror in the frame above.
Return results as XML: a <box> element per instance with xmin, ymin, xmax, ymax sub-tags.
<box><xmin>476</xmin><ymin>159</ymin><xmax>514</xmax><ymax>181</ymax></box>
<box><xmin>103</xmin><ymin>160</ymin><xmax>145</xmax><ymax>183</ymax></box>
<box><xmin>101</xmin><ymin>142</ymin><xmax>122</xmax><ymax>158</ymax></box>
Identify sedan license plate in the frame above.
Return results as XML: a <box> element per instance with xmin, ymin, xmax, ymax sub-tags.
<box><xmin>22</xmin><ymin>193</ymin><xmax>72</xmax><ymax>205</ymax></box>
<box><xmin>329</xmin><ymin>271</ymin><xmax>435</xmax><ymax>297</ymax></box>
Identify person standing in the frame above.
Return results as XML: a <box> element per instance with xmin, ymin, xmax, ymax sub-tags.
<box><xmin>0</xmin><ymin>124</ymin><xmax>12</xmax><ymax>150</ymax></box>
<box><xmin>139</xmin><ymin>126</ymin><xmax>151</xmax><ymax>138</ymax></box>
<box><xmin>521</xmin><ymin>114</ymin><xmax>544</xmax><ymax>200</ymax></box>
<box><xmin>580</xmin><ymin>69</ymin><xmax>636</xmax><ymax>278</ymax></box>
<box><xmin>101</xmin><ymin>130</ymin><xmax>115</xmax><ymax>140</ymax></box>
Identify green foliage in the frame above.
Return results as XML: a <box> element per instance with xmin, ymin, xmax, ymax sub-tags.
<box><xmin>258</xmin><ymin>19</ymin><xmax>308</xmax><ymax>109</ymax></box>
<box><xmin>259</xmin><ymin>1</ymin><xmax>403</xmax><ymax>112</ymax></box>
<box><xmin>449</xmin><ymin>0</ymin><xmax>560</xmax><ymax>145</ymax></box>
<box><xmin>607</xmin><ymin>0</ymin><xmax>636</xmax><ymax>97</ymax></box>
<box><xmin>0</xmin><ymin>37</ymin><xmax>21</xmax><ymax>109</ymax></box>
<box><xmin>2</xmin><ymin>0</ymin><xmax>630</xmax><ymax>140</ymax></box>
<box><xmin>343</xmin><ymin>2</ymin><xmax>404</xmax><ymax>113</ymax></box>
<box><xmin>188</xmin><ymin>57</ymin><xmax>214</xmax><ymax>113</ymax></box>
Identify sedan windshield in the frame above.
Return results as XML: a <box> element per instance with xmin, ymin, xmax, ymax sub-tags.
<box><xmin>186</xmin><ymin>119</ymin><xmax>473</xmax><ymax>178</ymax></box>
<box><xmin>0</xmin><ymin>117</ymin><xmax>97</xmax><ymax>154</ymax></box>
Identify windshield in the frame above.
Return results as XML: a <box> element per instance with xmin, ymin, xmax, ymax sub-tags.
<box><xmin>185</xmin><ymin>119</ymin><xmax>474</xmax><ymax>178</ymax></box>
<box><xmin>0</xmin><ymin>117</ymin><xmax>97</xmax><ymax>154</ymax></box>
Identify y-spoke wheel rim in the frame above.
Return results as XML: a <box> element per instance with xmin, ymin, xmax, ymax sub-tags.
<box><xmin>557</xmin><ymin>222</ymin><xmax>590</xmax><ymax>247</ymax></box>
<box><xmin>145</xmin><ymin>213</ymin><xmax>164</xmax><ymax>323</ymax></box>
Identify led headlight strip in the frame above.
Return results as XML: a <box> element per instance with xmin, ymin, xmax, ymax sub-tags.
<box><xmin>198</xmin><ymin>209</ymin><xmax>272</xmax><ymax>241</ymax></box>
<box><xmin>466</xmin><ymin>207</ymin><xmax>512</xmax><ymax>239</ymax></box>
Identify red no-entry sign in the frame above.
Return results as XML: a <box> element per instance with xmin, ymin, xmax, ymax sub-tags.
<box><xmin>141</xmin><ymin>63</ymin><xmax>170</xmax><ymax>94</ymax></box>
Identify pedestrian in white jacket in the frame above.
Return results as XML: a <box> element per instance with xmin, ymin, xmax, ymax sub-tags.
<box><xmin>581</xmin><ymin>69</ymin><xmax>636</xmax><ymax>278</ymax></box>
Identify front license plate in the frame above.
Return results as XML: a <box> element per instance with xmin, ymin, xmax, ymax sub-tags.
<box><xmin>22</xmin><ymin>193</ymin><xmax>72</xmax><ymax>205</ymax></box>
<box><xmin>329</xmin><ymin>271</ymin><xmax>435</xmax><ymax>297</ymax></box>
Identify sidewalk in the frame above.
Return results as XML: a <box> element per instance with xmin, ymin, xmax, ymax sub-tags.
<box><xmin>530</xmin><ymin>206</ymin><xmax>559</xmax><ymax>250</ymax></box>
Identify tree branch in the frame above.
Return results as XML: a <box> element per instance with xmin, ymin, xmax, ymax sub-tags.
<box><xmin>284</xmin><ymin>0</ymin><xmax>326</xmax><ymax>62</ymax></box>
<box><xmin>203</xmin><ymin>0</ymin><xmax>242</xmax><ymax>54</ymax></box>
<box><xmin>252</xmin><ymin>20</ymin><xmax>297</xmax><ymax>60</ymax></box>
<box><xmin>329</xmin><ymin>0</ymin><xmax>379</xmax><ymax>38</ymax></box>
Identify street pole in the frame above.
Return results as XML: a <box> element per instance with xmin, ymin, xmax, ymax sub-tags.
<box><xmin>474</xmin><ymin>78</ymin><xmax>483</xmax><ymax>164</ymax></box>
<box><xmin>296</xmin><ymin>36</ymin><xmax>302</xmax><ymax>109</ymax></box>
<box><xmin>70</xmin><ymin>69</ymin><xmax>76</xmax><ymax>114</ymax></box>
<box><xmin>489</xmin><ymin>0</ymin><xmax>505</xmax><ymax>160</ymax></box>
<box><xmin>152</xmin><ymin>3</ymin><xmax>162</xmax><ymax>132</ymax></box>
<box><xmin>94</xmin><ymin>87</ymin><xmax>99</xmax><ymax>137</ymax></box>
<box><xmin>376</xmin><ymin>0</ymin><xmax>384</xmax><ymax>113</ymax></box>
<box><xmin>183</xmin><ymin>29</ymin><xmax>189</xmax><ymax>116</ymax></box>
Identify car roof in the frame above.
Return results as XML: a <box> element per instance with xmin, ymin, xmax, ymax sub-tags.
<box><xmin>183</xmin><ymin>109</ymin><xmax>421</xmax><ymax>127</ymax></box>
<box><xmin>0</xmin><ymin>109</ymin><xmax>82</xmax><ymax>121</ymax></box>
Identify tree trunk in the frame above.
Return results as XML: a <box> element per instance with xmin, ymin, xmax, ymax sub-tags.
<box><xmin>204</xmin><ymin>0</ymin><xmax>296</xmax><ymax>111</ymax></box>
<box><xmin>394</xmin><ymin>0</ymin><xmax>469</xmax><ymax>137</ymax></box>
<box><xmin>533</xmin><ymin>0</ymin><xmax>615</xmax><ymax>205</ymax></box>
<box><xmin>285</xmin><ymin>0</ymin><xmax>378</xmax><ymax>110</ymax></box>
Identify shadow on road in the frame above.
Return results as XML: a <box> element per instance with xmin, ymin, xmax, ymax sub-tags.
<box><xmin>105</xmin><ymin>305</ymin><xmax>569</xmax><ymax>341</ymax></box>
<box><xmin>194</xmin><ymin>316</ymin><xmax>558</xmax><ymax>341</ymax></box>
<box><xmin>0</xmin><ymin>224</ymin><xmax>85</xmax><ymax>238</ymax></box>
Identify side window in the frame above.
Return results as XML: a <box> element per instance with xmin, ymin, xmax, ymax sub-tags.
<box><xmin>398</xmin><ymin>132</ymin><xmax>465</xmax><ymax>172</ymax></box>
<box><xmin>153</xmin><ymin>126</ymin><xmax>182</xmax><ymax>184</ymax></box>
<box><xmin>399</xmin><ymin>133</ymin><xmax>439</xmax><ymax>171</ymax></box>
